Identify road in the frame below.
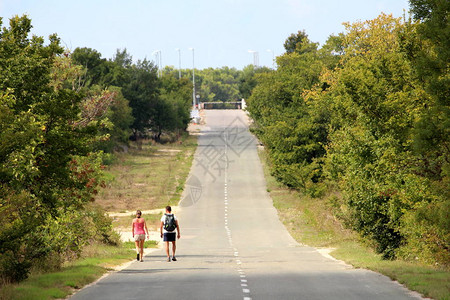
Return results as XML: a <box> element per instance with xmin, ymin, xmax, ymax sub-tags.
<box><xmin>71</xmin><ymin>110</ymin><xmax>421</xmax><ymax>300</ymax></box>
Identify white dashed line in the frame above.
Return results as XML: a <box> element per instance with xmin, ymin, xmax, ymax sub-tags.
<box><xmin>223</xmin><ymin>143</ymin><xmax>251</xmax><ymax>300</ymax></box>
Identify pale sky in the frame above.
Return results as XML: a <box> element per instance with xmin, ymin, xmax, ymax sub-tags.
<box><xmin>1</xmin><ymin>0</ymin><xmax>410</xmax><ymax>70</ymax></box>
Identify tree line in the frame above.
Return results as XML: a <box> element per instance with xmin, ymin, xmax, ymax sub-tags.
<box><xmin>246</xmin><ymin>0</ymin><xmax>448</xmax><ymax>266</ymax></box>
<box><xmin>0</xmin><ymin>15</ymin><xmax>195</xmax><ymax>282</ymax></box>
<box><xmin>163</xmin><ymin>65</ymin><xmax>271</xmax><ymax>104</ymax></box>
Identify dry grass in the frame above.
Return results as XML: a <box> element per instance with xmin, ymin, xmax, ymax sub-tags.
<box><xmin>96</xmin><ymin>136</ymin><xmax>197</xmax><ymax>213</ymax></box>
<box><xmin>111</xmin><ymin>213</ymin><xmax>162</xmax><ymax>231</ymax></box>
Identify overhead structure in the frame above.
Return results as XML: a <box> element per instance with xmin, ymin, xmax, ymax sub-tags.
<box><xmin>248</xmin><ymin>50</ymin><xmax>259</xmax><ymax>68</ymax></box>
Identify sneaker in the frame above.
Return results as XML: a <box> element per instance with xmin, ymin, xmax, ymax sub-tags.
<box><xmin>172</xmin><ymin>257</ymin><xmax>177</xmax><ymax>261</ymax></box>
<box><xmin>167</xmin><ymin>257</ymin><xmax>171</xmax><ymax>262</ymax></box>
<box><xmin>137</xmin><ymin>253</ymin><xmax>140</xmax><ymax>261</ymax></box>
<box><xmin>140</xmin><ymin>259</ymin><xmax>144</xmax><ymax>262</ymax></box>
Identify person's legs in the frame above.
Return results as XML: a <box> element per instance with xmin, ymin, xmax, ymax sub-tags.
<box><xmin>165</xmin><ymin>241</ymin><xmax>170</xmax><ymax>261</ymax></box>
<box><xmin>139</xmin><ymin>239</ymin><xmax>145</xmax><ymax>261</ymax></box>
<box><xmin>170</xmin><ymin>240</ymin><xmax>177</xmax><ymax>261</ymax></box>
<box><xmin>135</xmin><ymin>240</ymin><xmax>140</xmax><ymax>260</ymax></box>
<box><xmin>171</xmin><ymin>241</ymin><xmax>176</xmax><ymax>258</ymax></box>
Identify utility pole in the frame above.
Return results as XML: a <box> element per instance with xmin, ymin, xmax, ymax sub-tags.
<box><xmin>176</xmin><ymin>48</ymin><xmax>181</xmax><ymax>79</ymax></box>
<box><xmin>152</xmin><ymin>50</ymin><xmax>162</xmax><ymax>77</ymax></box>
<box><xmin>189</xmin><ymin>48</ymin><xmax>195</xmax><ymax>109</ymax></box>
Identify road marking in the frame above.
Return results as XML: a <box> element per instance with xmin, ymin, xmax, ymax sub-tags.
<box><xmin>222</xmin><ymin>145</ymin><xmax>251</xmax><ymax>300</ymax></box>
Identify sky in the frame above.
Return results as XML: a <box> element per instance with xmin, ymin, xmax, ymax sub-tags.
<box><xmin>1</xmin><ymin>0</ymin><xmax>410</xmax><ymax>70</ymax></box>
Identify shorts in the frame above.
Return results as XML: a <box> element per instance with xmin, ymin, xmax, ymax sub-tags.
<box><xmin>163</xmin><ymin>232</ymin><xmax>176</xmax><ymax>242</ymax></box>
<box><xmin>134</xmin><ymin>234</ymin><xmax>145</xmax><ymax>241</ymax></box>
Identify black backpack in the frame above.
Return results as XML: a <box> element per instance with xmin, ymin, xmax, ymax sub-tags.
<box><xmin>164</xmin><ymin>214</ymin><xmax>176</xmax><ymax>232</ymax></box>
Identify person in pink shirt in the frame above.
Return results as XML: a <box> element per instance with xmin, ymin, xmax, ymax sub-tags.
<box><xmin>132</xmin><ymin>210</ymin><xmax>149</xmax><ymax>262</ymax></box>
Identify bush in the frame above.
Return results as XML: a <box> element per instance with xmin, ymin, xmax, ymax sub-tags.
<box><xmin>0</xmin><ymin>251</ymin><xmax>32</xmax><ymax>283</ymax></box>
<box><xmin>398</xmin><ymin>200</ymin><xmax>450</xmax><ymax>267</ymax></box>
<box><xmin>85</xmin><ymin>204</ymin><xmax>121</xmax><ymax>246</ymax></box>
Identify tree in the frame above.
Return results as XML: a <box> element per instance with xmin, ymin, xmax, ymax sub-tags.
<box><xmin>116</xmin><ymin>54</ymin><xmax>160</xmax><ymax>139</ymax></box>
<box><xmin>318</xmin><ymin>13</ymin><xmax>449</xmax><ymax>262</ymax></box>
<box><xmin>71</xmin><ymin>47</ymin><xmax>106</xmax><ymax>87</ymax></box>
<box><xmin>0</xmin><ymin>15</ymin><xmax>111</xmax><ymax>282</ymax></box>
<box><xmin>247</xmin><ymin>34</ymin><xmax>329</xmax><ymax>195</ymax></box>
<box><xmin>238</xmin><ymin>64</ymin><xmax>272</xmax><ymax>100</ymax></box>
<box><xmin>283</xmin><ymin>30</ymin><xmax>318</xmax><ymax>54</ymax></box>
<box><xmin>152</xmin><ymin>75</ymin><xmax>192</xmax><ymax>141</ymax></box>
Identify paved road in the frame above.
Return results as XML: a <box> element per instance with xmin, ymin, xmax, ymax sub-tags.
<box><xmin>72</xmin><ymin>110</ymin><xmax>421</xmax><ymax>300</ymax></box>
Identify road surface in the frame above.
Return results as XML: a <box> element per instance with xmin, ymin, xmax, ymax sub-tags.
<box><xmin>71</xmin><ymin>110</ymin><xmax>421</xmax><ymax>300</ymax></box>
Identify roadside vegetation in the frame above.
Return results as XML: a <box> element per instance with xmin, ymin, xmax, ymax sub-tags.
<box><xmin>247</xmin><ymin>1</ymin><xmax>449</xmax><ymax>297</ymax></box>
<box><xmin>1</xmin><ymin>0</ymin><xmax>448</xmax><ymax>298</ymax></box>
<box><xmin>0</xmin><ymin>136</ymin><xmax>196</xmax><ymax>299</ymax></box>
<box><xmin>259</xmin><ymin>148</ymin><xmax>450</xmax><ymax>300</ymax></box>
<box><xmin>0</xmin><ymin>14</ymin><xmax>196</xmax><ymax>299</ymax></box>
<box><xmin>247</xmin><ymin>0</ymin><xmax>449</xmax><ymax>273</ymax></box>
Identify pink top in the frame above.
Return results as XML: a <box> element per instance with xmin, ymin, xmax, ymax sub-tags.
<box><xmin>133</xmin><ymin>220</ymin><xmax>145</xmax><ymax>235</ymax></box>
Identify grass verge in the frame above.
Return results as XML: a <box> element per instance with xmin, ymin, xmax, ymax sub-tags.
<box><xmin>0</xmin><ymin>243</ymin><xmax>133</xmax><ymax>300</ymax></box>
<box><xmin>258</xmin><ymin>147</ymin><xmax>450</xmax><ymax>300</ymax></box>
<box><xmin>97</xmin><ymin>134</ymin><xmax>197</xmax><ymax>213</ymax></box>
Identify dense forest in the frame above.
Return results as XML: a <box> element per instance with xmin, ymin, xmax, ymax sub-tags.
<box><xmin>246</xmin><ymin>0</ymin><xmax>449</xmax><ymax>266</ymax></box>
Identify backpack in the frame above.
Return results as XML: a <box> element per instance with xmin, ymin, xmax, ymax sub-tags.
<box><xmin>164</xmin><ymin>214</ymin><xmax>176</xmax><ymax>232</ymax></box>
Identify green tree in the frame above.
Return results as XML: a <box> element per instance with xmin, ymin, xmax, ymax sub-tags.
<box><xmin>284</xmin><ymin>30</ymin><xmax>318</xmax><ymax>54</ymax></box>
<box><xmin>247</xmin><ymin>35</ymin><xmax>330</xmax><ymax>195</ymax></box>
<box><xmin>71</xmin><ymin>47</ymin><xmax>107</xmax><ymax>87</ymax></box>
<box><xmin>238</xmin><ymin>64</ymin><xmax>272</xmax><ymax>100</ymax></box>
<box><xmin>197</xmin><ymin>67</ymin><xmax>242</xmax><ymax>102</ymax></box>
<box><xmin>318</xmin><ymin>13</ymin><xmax>449</xmax><ymax>262</ymax></box>
<box><xmin>118</xmin><ymin>54</ymin><xmax>160</xmax><ymax>139</ymax></box>
<box><xmin>152</xmin><ymin>75</ymin><xmax>192</xmax><ymax>140</ymax></box>
<box><xmin>0</xmin><ymin>15</ymin><xmax>109</xmax><ymax>282</ymax></box>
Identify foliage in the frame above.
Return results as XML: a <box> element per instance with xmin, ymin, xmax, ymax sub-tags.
<box><xmin>284</xmin><ymin>30</ymin><xmax>318</xmax><ymax>54</ymax></box>
<box><xmin>196</xmin><ymin>67</ymin><xmax>242</xmax><ymax>102</ymax></box>
<box><xmin>156</xmin><ymin>75</ymin><xmax>192</xmax><ymax>139</ymax></box>
<box><xmin>238</xmin><ymin>64</ymin><xmax>272</xmax><ymax>100</ymax></box>
<box><xmin>248</xmin><ymin>9</ymin><xmax>449</xmax><ymax>265</ymax></box>
<box><xmin>247</xmin><ymin>34</ymin><xmax>339</xmax><ymax>195</ymax></box>
<box><xmin>0</xmin><ymin>15</ymin><xmax>116</xmax><ymax>283</ymax></box>
<box><xmin>117</xmin><ymin>54</ymin><xmax>160</xmax><ymax>138</ymax></box>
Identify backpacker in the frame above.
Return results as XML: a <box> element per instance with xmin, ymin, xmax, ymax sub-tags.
<box><xmin>164</xmin><ymin>214</ymin><xmax>176</xmax><ymax>232</ymax></box>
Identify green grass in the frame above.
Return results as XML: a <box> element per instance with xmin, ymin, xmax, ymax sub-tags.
<box><xmin>122</xmin><ymin>240</ymin><xmax>159</xmax><ymax>249</ymax></box>
<box><xmin>1</xmin><ymin>243</ymin><xmax>134</xmax><ymax>300</ymax></box>
<box><xmin>258</xmin><ymin>147</ymin><xmax>450</xmax><ymax>300</ymax></box>
<box><xmin>332</xmin><ymin>241</ymin><xmax>450</xmax><ymax>299</ymax></box>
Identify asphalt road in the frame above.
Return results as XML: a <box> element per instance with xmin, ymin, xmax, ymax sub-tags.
<box><xmin>71</xmin><ymin>110</ymin><xmax>422</xmax><ymax>300</ymax></box>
